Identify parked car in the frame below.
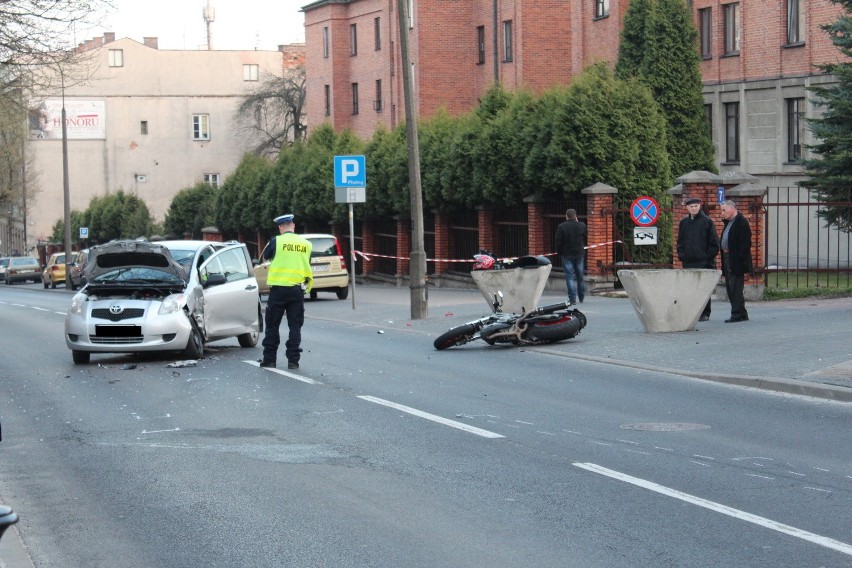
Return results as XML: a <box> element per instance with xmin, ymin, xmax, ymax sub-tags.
<box><xmin>64</xmin><ymin>240</ymin><xmax>263</xmax><ymax>364</ymax></box>
<box><xmin>254</xmin><ymin>233</ymin><xmax>350</xmax><ymax>300</ymax></box>
<box><xmin>4</xmin><ymin>256</ymin><xmax>41</xmax><ymax>284</ymax></box>
<box><xmin>68</xmin><ymin>248</ymin><xmax>90</xmax><ymax>290</ymax></box>
<box><xmin>0</xmin><ymin>257</ymin><xmax>9</xmax><ymax>282</ymax></box>
<box><xmin>42</xmin><ymin>252</ymin><xmax>67</xmax><ymax>288</ymax></box>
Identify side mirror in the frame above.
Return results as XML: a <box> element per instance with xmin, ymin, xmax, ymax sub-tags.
<box><xmin>203</xmin><ymin>273</ymin><xmax>227</xmax><ymax>287</ymax></box>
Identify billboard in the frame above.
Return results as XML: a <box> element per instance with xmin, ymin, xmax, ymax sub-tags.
<box><xmin>29</xmin><ymin>100</ymin><xmax>106</xmax><ymax>140</ymax></box>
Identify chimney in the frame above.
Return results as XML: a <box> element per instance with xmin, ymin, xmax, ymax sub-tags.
<box><xmin>85</xmin><ymin>39</ymin><xmax>95</xmax><ymax>51</ymax></box>
<box><xmin>104</xmin><ymin>32</ymin><xmax>116</xmax><ymax>44</ymax></box>
<box><xmin>143</xmin><ymin>37</ymin><xmax>159</xmax><ymax>49</ymax></box>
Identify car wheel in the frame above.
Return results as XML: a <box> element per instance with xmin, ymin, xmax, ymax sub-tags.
<box><xmin>43</xmin><ymin>279</ymin><xmax>49</xmax><ymax>289</ymax></box>
<box><xmin>71</xmin><ymin>282</ymin><xmax>77</xmax><ymax>291</ymax></box>
<box><xmin>183</xmin><ymin>319</ymin><xmax>204</xmax><ymax>359</ymax></box>
<box><xmin>238</xmin><ymin>331</ymin><xmax>259</xmax><ymax>348</ymax></box>
<box><xmin>309</xmin><ymin>289</ymin><xmax>318</xmax><ymax>300</ymax></box>
<box><xmin>72</xmin><ymin>350</ymin><xmax>91</xmax><ymax>364</ymax></box>
<box><xmin>51</xmin><ymin>280</ymin><xmax>57</xmax><ymax>289</ymax></box>
<box><xmin>336</xmin><ymin>286</ymin><xmax>349</xmax><ymax>300</ymax></box>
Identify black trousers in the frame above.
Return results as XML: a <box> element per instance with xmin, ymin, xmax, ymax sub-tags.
<box><xmin>722</xmin><ymin>255</ymin><xmax>748</xmax><ymax>320</ymax></box>
<box><xmin>262</xmin><ymin>285</ymin><xmax>305</xmax><ymax>364</ymax></box>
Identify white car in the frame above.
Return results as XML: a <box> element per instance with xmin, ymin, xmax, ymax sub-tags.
<box><xmin>65</xmin><ymin>240</ymin><xmax>262</xmax><ymax>364</ymax></box>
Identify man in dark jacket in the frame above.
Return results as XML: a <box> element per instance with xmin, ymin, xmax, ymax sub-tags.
<box><xmin>555</xmin><ymin>208</ymin><xmax>587</xmax><ymax>305</ymax></box>
<box><xmin>677</xmin><ymin>197</ymin><xmax>719</xmax><ymax>321</ymax></box>
<box><xmin>720</xmin><ymin>199</ymin><xmax>753</xmax><ymax>323</ymax></box>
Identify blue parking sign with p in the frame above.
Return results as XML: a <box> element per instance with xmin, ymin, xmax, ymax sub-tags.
<box><xmin>334</xmin><ymin>155</ymin><xmax>366</xmax><ymax>188</ymax></box>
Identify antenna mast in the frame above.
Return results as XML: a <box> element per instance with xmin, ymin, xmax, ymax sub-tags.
<box><xmin>202</xmin><ymin>0</ymin><xmax>215</xmax><ymax>50</ymax></box>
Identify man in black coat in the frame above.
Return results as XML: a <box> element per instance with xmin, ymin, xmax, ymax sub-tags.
<box><xmin>720</xmin><ymin>199</ymin><xmax>753</xmax><ymax>323</ymax></box>
<box><xmin>677</xmin><ymin>197</ymin><xmax>719</xmax><ymax>321</ymax></box>
<box><xmin>555</xmin><ymin>208</ymin><xmax>587</xmax><ymax>305</ymax></box>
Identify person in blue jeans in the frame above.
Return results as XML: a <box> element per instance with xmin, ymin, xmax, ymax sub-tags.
<box><xmin>555</xmin><ymin>208</ymin><xmax>587</xmax><ymax>305</ymax></box>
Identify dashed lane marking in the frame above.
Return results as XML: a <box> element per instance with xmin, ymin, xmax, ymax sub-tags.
<box><xmin>357</xmin><ymin>396</ymin><xmax>505</xmax><ymax>439</ymax></box>
<box><xmin>574</xmin><ymin>462</ymin><xmax>852</xmax><ymax>557</ymax></box>
<box><xmin>243</xmin><ymin>360</ymin><xmax>322</xmax><ymax>385</ymax></box>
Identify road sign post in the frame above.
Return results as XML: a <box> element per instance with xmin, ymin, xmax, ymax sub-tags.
<box><xmin>334</xmin><ymin>155</ymin><xmax>367</xmax><ymax>309</ymax></box>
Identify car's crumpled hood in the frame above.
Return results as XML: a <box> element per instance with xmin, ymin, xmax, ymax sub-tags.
<box><xmin>85</xmin><ymin>240</ymin><xmax>186</xmax><ymax>283</ymax></box>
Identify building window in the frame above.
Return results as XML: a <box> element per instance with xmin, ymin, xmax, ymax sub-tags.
<box><xmin>192</xmin><ymin>114</ymin><xmax>210</xmax><ymax>141</ymax></box>
<box><xmin>324</xmin><ymin>85</ymin><xmax>331</xmax><ymax>117</ymax></box>
<box><xmin>704</xmin><ymin>104</ymin><xmax>713</xmax><ymax>144</ymax></box>
<box><xmin>374</xmin><ymin>80</ymin><xmax>383</xmax><ymax>112</ymax></box>
<box><xmin>477</xmin><ymin>26</ymin><xmax>486</xmax><ymax>65</ymax></box>
<box><xmin>352</xmin><ymin>83</ymin><xmax>359</xmax><ymax>115</ymax></box>
<box><xmin>699</xmin><ymin>8</ymin><xmax>712</xmax><ymax>59</ymax></box>
<box><xmin>108</xmin><ymin>49</ymin><xmax>124</xmax><ymax>67</ymax></box>
<box><xmin>786</xmin><ymin>0</ymin><xmax>804</xmax><ymax>45</ymax></box>
<box><xmin>243</xmin><ymin>64</ymin><xmax>259</xmax><ymax>81</ymax></box>
<box><xmin>502</xmin><ymin>20</ymin><xmax>513</xmax><ymax>62</ymax></box>
<box><xmin>723</xmin><ymin>3</ymin><xmax>740</xmax><ymax>55</ymax></box>
<box><xmin>323</xmin><ymin>27</ymin><xmax>329</xmax><ymax>58</ymax></box>
<box><xmin>787</xmin><ymin>97</ymin><xmax>806</xmax><ymax>162</ymax></box>
<box><xmin>140</xmin><ymin>120</ymin><xmax>148</xmax><ymax>135</ymax></box>
<box><xmin>350</xmin><ymin>23</ymin><xmax>358</xmax><ymax>56</ymax></box>
<box><xmin>375</xmin><ymin>17</ymin><xmax>382</xmax><ymax>50</ymax></box>
<box><xmin>203</xmin><ymin>173</ymin><xmax>220</xmax><ymax>188</ymax></box>
<box><xmin>595</xmin><ymin>0</ymin><xmax>610</xmax><ymax>18</ymax></box>
<box><xmin>724</xmin><ymin>102</ymin><xmax>739</xmax><ymax>163</ymax></box>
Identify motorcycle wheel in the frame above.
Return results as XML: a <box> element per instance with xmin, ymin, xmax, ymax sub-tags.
<box><xmin>433</xmin><ymin>324</ymin><xmax>478</xmax><ymax>350</ymax></box>
<box><xmin>528</xmin><ymin>313</ymin><xmax>584</xmax><ymax>342</ymax></box>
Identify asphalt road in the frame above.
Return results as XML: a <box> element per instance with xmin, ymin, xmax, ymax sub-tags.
<box><xmin>0</xmin><ymin>283</ymin><xmax>850</xmax><ymax>567</ymax></box>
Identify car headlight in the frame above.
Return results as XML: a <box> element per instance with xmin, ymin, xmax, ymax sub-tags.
<box><xmin>159</xmin><ymin>293</ymin><xmax>187</xmax><ymax>315</ymax></box>
<box><xmin>68</xmin><ymin>294</ymin><xmax>85</xmax><ymax>315</ymax></box>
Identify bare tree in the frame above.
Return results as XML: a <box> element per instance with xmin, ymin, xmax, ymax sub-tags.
<box><xmin>236</xmin><ymin>66</ymin><xmax>306</xmax><ymax>158</ymax></box>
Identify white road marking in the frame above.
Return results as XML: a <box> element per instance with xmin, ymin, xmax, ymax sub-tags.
<box><xmin>590</xmin><ymin>441</ymin><xmax>613</xmax><ymax>447</ymax></box>
<box><xmin>803</xmin><ymin>486</ymin><xmax>832</xmax><ymax>494</ymax></box>
<box><xmin>55</xmin><ymin>311</ymin><xmax>66</xmax><ymax>315</ymax></box>
<box><xmin>32</xmin><ymin>306</ymin><xmax>49</xmax><ymax>311</ymax></box>
<box><xmin>691</xmin><ymin>460</ymin><xmax>712</xmax><ymax>467</ymax></box>
<box><xmin>140</xmin><ymin>428</ymin><xmax>181</xmax><ymax>435</ymax></box>
<box><xmin>745</xmin><ymin>473</ymin><xmax>775</xmax><ymax>480</ymax></box>
<box><xmin>243</xmin><ymin>360</ymin><xmax>322</xmax><ymax>384</ymax></box>
<box><xmin>357</xmin><ymin>396</ymin><xmax>505</xmax><ymax>439</ymax></box>
<box><xmin>574</xmin><ymin>462</ymin><xmax>852</xmax><ymax>557</ymax></box>
<box><xmin>787</xmin><ymin>471</ymin><xmax>806</xmax><ymax>477</ymax></box>
<box><xmin>693</xmin><ymin>455</ymin><xmax>715</xmax><ymax>460</ymax></box>
<box><xmin>625</xmin><ymin>449</ymin><xmax>651</xmax><ymax>456</ymax></box>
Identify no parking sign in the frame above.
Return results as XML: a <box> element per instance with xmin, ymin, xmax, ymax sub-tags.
<box><xmin>629</xmin><ymin>196</ymin><xmax>660</xmax><ymax>227</ymax></box>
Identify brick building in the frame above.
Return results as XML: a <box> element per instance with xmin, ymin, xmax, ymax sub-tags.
<box><xmin>302</xmin><ymin>0</ymin><xmax>845</xmax><ymax>186</ymax></box>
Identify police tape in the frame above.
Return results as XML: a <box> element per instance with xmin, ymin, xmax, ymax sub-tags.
<box><xmin>352</xmin><ymin>240</ymin><xmax>622</xmax><ymax>264</ymax></box>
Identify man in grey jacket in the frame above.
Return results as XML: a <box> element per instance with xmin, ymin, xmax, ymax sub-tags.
<box><xmin>677</xmin><ymin>197</ymin><xmax>720</xmax><ymax>321</ymax></box>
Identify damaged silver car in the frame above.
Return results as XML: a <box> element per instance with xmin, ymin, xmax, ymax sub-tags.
<box><xmin>65</xmin><ymin>240</ymin><xmax>262</xmax><ymax>364</ymax></box>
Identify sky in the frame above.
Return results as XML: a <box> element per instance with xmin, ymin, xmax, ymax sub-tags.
<box><xmin>80</xmin><ymin>0</ymin><xmax>305</xmax><ymax>51</ymax></box>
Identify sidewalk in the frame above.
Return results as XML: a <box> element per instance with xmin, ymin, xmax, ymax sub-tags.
<box><xmin>314</xmin><ymin>283</ymin><xmax>852</xmax><ymax>402</ymax></box>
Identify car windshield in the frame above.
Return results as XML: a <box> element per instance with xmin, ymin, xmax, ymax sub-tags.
<box><xmin>90</xmin><ymin>266</ymin><xmax>184</xmax><ymax>285</ymax></box>
<box><xmin>309</xmin><ymin>238</ymin><xmax>337</xmax><ymax>258</ymax></box>
<box><xmin>54</xmin><ymin>254</ymin><xmax>65</xmax><ymax>264</ymax></box>
<box><xmin>0</xmin><ymin>259</ymin><xmax>8</xmax><ymax>267</ymax></box>
<box><xmin>165</xmin><ymin>248</ymin><xmax>198</xmax><ymax>268</ymax></box>
<box><xmin>11</xmin><ymin>257</ymin><xmax>38</xmax><ymax>266</ymax></box>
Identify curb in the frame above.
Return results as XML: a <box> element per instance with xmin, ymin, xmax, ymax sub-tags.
<box><xmin>533</xmin><ymin>348</ymin><xmax>852</xmax><ymax>402</ymax></box>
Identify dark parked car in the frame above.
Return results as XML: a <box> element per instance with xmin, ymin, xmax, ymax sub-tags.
<box><xmin>0</xmin><ymin>257</ymin><xmax>9</xmax><ymax>282</ymax></box>
<box><xmin>4</xmin><ymin>256</ymin><xmax>41</xmax><ymax>284</ymax></box>
<box><xmin>69</xmin><ymin>248</ymin><xmax>89</xmax><ymax>290</ymax></box>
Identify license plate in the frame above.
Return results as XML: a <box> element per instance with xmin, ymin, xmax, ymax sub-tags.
<box><xmin>312</xmin><ymin>264</ymin><xmax>330</xmax><ymax>273</ymax></box>
<box><xmin>95</xmin><ymin>325</ymin><xmax>142</xmax><ymax>337</ymax></box>
<box><xmin>20</xmin><ymin>269</ymin><xmax>35</xmax><ymax>273</ymax></box>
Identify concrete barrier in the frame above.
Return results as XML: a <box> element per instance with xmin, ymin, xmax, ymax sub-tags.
<box><xmin>616</xmin><ymin>269</ymin><xmax>721</xmax><ymax>332</ymax></box>
<box><xmin>471</xmin><ymin>265</ymin><xmax>552</xmax><ymax>313</ymax></box>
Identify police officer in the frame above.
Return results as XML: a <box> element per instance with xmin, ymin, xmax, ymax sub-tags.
<box><xmin>259</xmin><ymin>214</ymin><xmax>313</xmax><ymax>369</ymax></box>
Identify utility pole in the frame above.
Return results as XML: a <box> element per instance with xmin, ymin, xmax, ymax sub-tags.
<box><xmin>60</xmin><ymin>67</ymin><xmax>72</xmax><ymax>287</ymax></box>
<box><xmin>396</xmin><ymin>0</ymin><xmax>428</xmax><ymax>319</ymax></box>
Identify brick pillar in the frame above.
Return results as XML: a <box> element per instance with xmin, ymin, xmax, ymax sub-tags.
<box><xmin>395</xmin><ymin>217</ymin><xmax>411</xmax><ymax>276</ymax></box>
<box><xmin>433</xmin><ymin>209</ymin><xmax>449</xmax><ymax>275</ymax></box>
<box><xmin>525</xmin><ymin>199</ymin><xmax>546</xmax><ymax>255</ymax></box>
<box><xmin>361</xmin><ymin>221</ymin><xmax>375</xmax><ymax>277</ymax></box>
<box><xmin>581</xmin><ymin>182</ymin><xmax>618</xmax><ymax>277</ymax></box>
<box><xmin>201</xmin><ymin>227</ymin><xmax>223</xmax><ymax>242</ymax></box>
<box><xmin>477</xmin><ymin>207</ymin><xmax>495</xmax><ymax>253</ymax></box>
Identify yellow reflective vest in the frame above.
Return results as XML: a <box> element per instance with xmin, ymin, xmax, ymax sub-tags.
<box><xmin>266</xmin><ymin>232</ymin><xmax>313</xmax><ymax>292</ymax></box>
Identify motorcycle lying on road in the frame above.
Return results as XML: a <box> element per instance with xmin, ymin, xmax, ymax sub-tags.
<box><xmin>433</xmin><ymin>291</ymin><xmax>587</xmax><ymax>350</ymax></box>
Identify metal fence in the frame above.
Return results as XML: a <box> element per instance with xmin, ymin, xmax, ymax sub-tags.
<box><xmin>448</xmin><ymin>211</ymin><xmax>478</xmax><ymax>275</ymax></box>
<box><xmin>763</xmin><ymin>187</ymin><xmax>852</xmax><ymax>289</ymax></box>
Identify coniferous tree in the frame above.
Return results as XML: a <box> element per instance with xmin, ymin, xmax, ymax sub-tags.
<box><xmin>801</xmin><ymin>0</ymin><xmax>852</xmax><ymax>231</ymax></box>
<box><xmin>615</xmin><ymin>0</ymin><xmax>715</xmax><ymax>177</ymax></box>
